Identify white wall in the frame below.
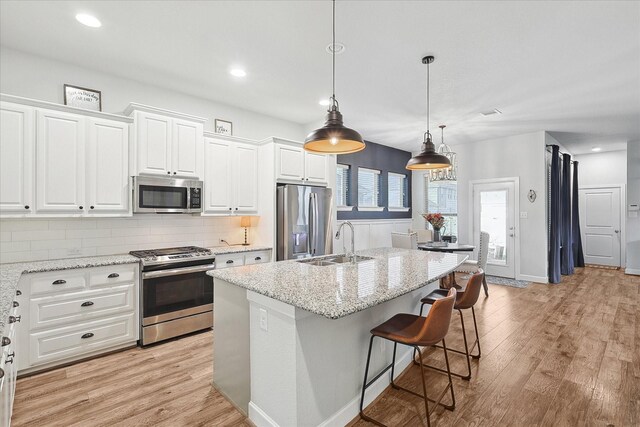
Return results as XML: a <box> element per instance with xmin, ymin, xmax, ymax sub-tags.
<box><xmin>627</xmin><ymin>140</ymin><xmax>640</xmax><ymax>275</ymax></box>
<box><xmin>446</xmin><ymin>131</ymin><xmax>548</xmax><ymax>282</ymax></box>
<box><xmin>0</xmin><ymin>47</ymin><xmax>305</xmax><ymax>141</ymax></box>
<box><xmin>574</xmin><ymin>150</ymin><xmax>627</xmax><ymax>187</ymax></box>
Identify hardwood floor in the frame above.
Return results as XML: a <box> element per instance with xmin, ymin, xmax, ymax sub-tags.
<box><xmin>12</xmin><ymin>268</ymin><xmax>639</xmax><ymax>426</ymax></box>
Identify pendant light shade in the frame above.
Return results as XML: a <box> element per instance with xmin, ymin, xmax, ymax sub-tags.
<box><xmin>406</xmin><ymin>55</ymin><xmax>451</xmax><ymax>170</ymax></box>
<box><xmin>304</xmin><ymin>0</ymin><xmax>365</xmax><ymax>155</ymax></box>
<box><xmin>304</xmin><ymin>108</ymin><xmax>365</xmax><ymax>154</ymax></box>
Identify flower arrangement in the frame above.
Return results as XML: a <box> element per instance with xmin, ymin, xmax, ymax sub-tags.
<box><xmin>422</xmin><ymin>213</ymin><xmax>446</xmax><ymax>230</ymax></box>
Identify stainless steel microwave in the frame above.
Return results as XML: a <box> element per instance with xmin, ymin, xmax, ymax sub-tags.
<box><xmin>133</xmin><ymin>176</ymin><xmax>203</xmax><ymax>214</ymax></box>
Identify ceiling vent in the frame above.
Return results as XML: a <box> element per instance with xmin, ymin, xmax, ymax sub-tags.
<box><xmin>480</xmin><ymin>109</ymin><xmax>502</xmax><ymax>117</ymax></box>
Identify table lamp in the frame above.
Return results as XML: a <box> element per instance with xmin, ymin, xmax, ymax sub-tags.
<box><xmin>240</xmin><ymin>216</ymin><xmax>252</xmax><ymax>246</ymax></box>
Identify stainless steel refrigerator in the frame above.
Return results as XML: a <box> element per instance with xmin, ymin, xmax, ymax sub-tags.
<box><xmin>277</xmin><ymin>184</ymin><xmax>333</xmax><ymax>261</ymax></box>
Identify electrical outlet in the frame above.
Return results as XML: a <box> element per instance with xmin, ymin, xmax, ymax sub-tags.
<box><xmin>520</xmin><ymin>212</ymin><xmax>528</xmax><ymax>219</ymax></box>
<box><xmin>259</xmin><ymin>308</ymin><xmax>268</xmax><ymax>331</ymax></box>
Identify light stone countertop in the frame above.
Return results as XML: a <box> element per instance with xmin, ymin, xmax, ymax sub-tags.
<box><xmin>0</xmin><ymin>245</ymin><xmax>272</xmax><ymax>339</ymax></box>
<box><xmin>209</xmin><ymin>247</ymin><xmax>468</xmax><ymax>319</ymax></box>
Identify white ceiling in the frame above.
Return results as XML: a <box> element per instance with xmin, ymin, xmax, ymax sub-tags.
<box><xmin>1</xmin><ymin>1</ymin><xmax>639</xmax><ymax>154</ymax></box>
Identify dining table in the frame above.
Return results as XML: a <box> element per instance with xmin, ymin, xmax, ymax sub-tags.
<box><xmin>418</xmin><ymin>242</ymin><xmax>476</xmax><ymax>289</ymax></box>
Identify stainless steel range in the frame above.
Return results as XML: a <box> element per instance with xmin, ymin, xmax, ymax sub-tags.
<box><xmin>129</xmin><ymin>246</ymin><xmax>215</xmax><ymax>346</ymax></box>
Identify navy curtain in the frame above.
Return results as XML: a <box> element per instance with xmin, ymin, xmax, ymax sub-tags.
<box><xmin>560</xmin><ymin>154</ymin><xmax>574</xmax><ymax>275</ymax></box>
<box><xmin>572</xmin><ymin>162</ymin><xmax>585</xmax><ymax>267</ymax></box>
<box><xmin>549</xmin><ymin>146</ymin><xmax>562</xmax><ymax>283</ymax></box>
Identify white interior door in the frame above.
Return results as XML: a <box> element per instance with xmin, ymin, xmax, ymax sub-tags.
<box><xmin>578</xmin><ymin>187</ymin><xmax>621</xmax><ymax>267</ymax></box>
<box><xmin>472</xmin><ymin>181</ymin><xmax>516</xmax><ymax>278</ymax></box>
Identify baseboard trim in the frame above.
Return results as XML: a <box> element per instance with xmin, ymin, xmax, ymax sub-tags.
<box><xmin>517</xmin><ymin>274</ymin><xmax>548</xmax><ymax>284</ymax></box>
<box><xmin>247</xmin><ymin>348</ymin><xmax>414</xmax><ymax>427</ymax></box>
<box><xmin>625</xmin><ymin>268</ymin><xmax>640</xmax><ymax>276</ymax></box>
<box><xmin>248</xmin><ymin>401</ymin><xmax>279</xmax><ymax>427</ymax></box>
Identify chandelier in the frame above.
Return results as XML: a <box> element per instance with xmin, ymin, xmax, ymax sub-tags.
<box><xmin>428</xmin><ymin>125</ymin><xmax>457</xmax><ymax>181</ymax></box>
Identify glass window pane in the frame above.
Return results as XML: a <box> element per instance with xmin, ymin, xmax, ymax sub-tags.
<box><xmin>388</xmin><ymin>173</ymin><xmax>406</xmax><ymax>208</ymax></box>
<box><xmin>480</xmin><ymin>190</ymin><xmax>508</xmax><ymax>265</ymax></box>
<box><xmin>425</xmin><ymin>177</ymin><xmax>458</xmax><ymax>237</ymax></box>
<box><xmin>336</xmin><ymin>164</ymin><xmax>350</xmax><ymax>206</ymax></box>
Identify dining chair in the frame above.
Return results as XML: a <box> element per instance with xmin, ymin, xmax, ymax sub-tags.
<box><xmin>456</xmin><ymin>231</ymin><xmax>489</xmax><ymax>297</ymax></box>
<box><xmin>391</xmin><ymin>232</ymin><xmax>418</xmax><ymax>250</ymax></box>
<box><xmin>411</xmin><ymin>229</ymin><xmax>433</xmax><ymax>244</ymax></box>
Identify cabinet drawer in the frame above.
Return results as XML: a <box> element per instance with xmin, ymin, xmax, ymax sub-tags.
<box><xmin>30</xmin><ymin>284</ymin><xmax>135</xmax><ymax>330</ymax></box>
<box><xmin>216</xmin><ymin>253</ymin><xmax>245</xmax><ymax>269</ymax></box>
<box><xmin>29</xmin><ymin>313</ymin><xmax>136</xmax><ymax>366</ymax></box>
<box><xmin>30</xmin><ymin>270</ymin><xmax>86</xmax><ymax>296</ymax></box>
<box><xmin>244</xmin><ymin>250</ymin><xmax>272</xmax><ymax>265</ymax></box>
<box><xmin>89</xmin><ymin>265</ymin><xmax>137</xmax><ymax>288</ymax></box>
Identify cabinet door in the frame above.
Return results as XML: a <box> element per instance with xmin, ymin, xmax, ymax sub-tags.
<box><xmin>86</xmin><ymin>118</ymin><xmax>130</xmax><ymax>215</ymax></box>
<box><xmin>0</xmin><ymin>102</ymin><xmax>34</xmax><ymax>215</ymax></box>
<box><xmin>203</xmin><ymin>138</ymin><xmax>233</xmax><ymax>213</ymax></box>
<box><xmin>305</xmin><ymin>152</ymin><xmax>328</xmax><ymax>184</ymax></box>
<box><xmin>171</xmin><ymin>119</ymin><xmax>203</xmax><ymax>178</ymax></box>
<box><xmin>275</xmin><ymin>144</ymin><xmax>305</xmax><ymax>182</ymax></box>
<box><xmin>36</xmin><ymin>109</ymin><xmax>85</xmax><ymax>213</ymax></box>
<box><xmin>234</xmin><ymin>143</ymin><xmax>258</xmax><ymax>213</ymax></box>
<box><xmin>135</xmin><ymin>111</ymin><xmax>172</xmax><ymax>176</ymax></box>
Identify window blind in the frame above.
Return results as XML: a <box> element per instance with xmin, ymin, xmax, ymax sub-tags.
<box><xmin>336</xmin><ymin>164</ymin><xmax>350</xmax><ymax>206</ymax></box>
<box><xmin>424</xmin><ymin>175</ymin><xmax>458</xmax><ymax>236</ymax></box>
<box><xmin>358</xmin><ymin>168</ymin><xmax>380</xmax><ymax>207</ymax></box>
<box><xmin>388</xmin><ymin>173</ymin><xmax>407</xmax><ymax>208</ymax></box>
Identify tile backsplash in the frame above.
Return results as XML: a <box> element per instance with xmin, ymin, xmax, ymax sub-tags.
<box><xmin>0</xmin><ymin>216</ymin><xmax>251</xmax><ymax>263</ymax></box>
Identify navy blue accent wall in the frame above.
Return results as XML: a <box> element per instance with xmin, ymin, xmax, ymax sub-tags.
<box><xmin>337</xmin><ymin>140</ymin><xmax>412</xmax><ymax>220</ymax></box>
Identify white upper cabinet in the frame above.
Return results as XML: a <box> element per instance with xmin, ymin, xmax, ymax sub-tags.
<box><xmin>126</xmin><ymin>104</ymin><xmax>206</xmax><ymax>179</ymax></box>
<box><xmin>86</xmin><ymin>118</ymin><xmax>130</xmax><ymax>215</ymax></box>
<box><xmin>275</xmin><ymin>142</ymin><xmax>329</xmax><ymax>185</ymax></box>
<box><xmin>203</xmin><ymin>136</ymin><xmax>258</xmax><ymax>215</ymax></box>
<box><xmin>304</xmin><ymin>152</ymin><xmax>328</xmax><ymax>184</ymax></box>
<box><xmin>204</xmin><ymin>138</ymin><xmax>234</xmax><ymax>213</ymax></box>
<box><xmin>234</xmin><ymin>143</ymin><xmax>258</xmax><ymax>213</ymax></box>
<box><xmin>0</xmin><ymin>102</ymin><xmax>34</xmax><ymax>214</ymax></box>
<box><xmin>135</xmin><ymin>111</ymin><xmax>172</xmax><ymax>176</ymax></box>
<box><xmin>275</xmin><ymin>144</ymin><xmax>305</xmax><ymax>182</ymax></box>
<box><xmin>172</xmin><ymin>119</ymin><xmax>204</xmax><ymax>178</ymax></box>
<box><xmin>36</xmin><ymin>109</ymin><xmax>86</xmax><ymax>213</ymax></box>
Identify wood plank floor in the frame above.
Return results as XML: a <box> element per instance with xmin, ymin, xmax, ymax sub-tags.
<box><xmin>12</xmin><ymin>267</ymin><xmax>640</xmax><ymax>426</ymax></box>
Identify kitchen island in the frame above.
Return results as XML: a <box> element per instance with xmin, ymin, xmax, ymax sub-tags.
<box><xmin>208</xmin><ymin>247</ymin><xmax>467</xmax><ymax>427</ymax></box>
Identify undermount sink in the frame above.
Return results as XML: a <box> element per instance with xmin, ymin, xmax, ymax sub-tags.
<box><xmin>297</xmin><ymin>255</ymin><xmax>374</xmax><ymax>266</ymax></box>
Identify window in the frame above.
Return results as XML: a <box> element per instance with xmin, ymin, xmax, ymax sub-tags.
<box><xmin>388</xmin><ymin>172</ymin><xmax>408</xmax><ymax>209</ymax></box>
<box><xmin>425</xmin><ymin>176</ymin><xmax>458</xmax><ymax>236</ymax></box>
<box><xmin>358</xmin><ymin>168</ymin><xmax>381</xmax><ymax>209</ymax></box>
<box><xmin>336</xmin><ymin>164</ymin><xmax>350</xmax><ymax>208</ymax></box>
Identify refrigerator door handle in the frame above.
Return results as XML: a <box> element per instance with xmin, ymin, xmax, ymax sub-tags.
<box><xmin>313</xmin><ymin>193</ymin><xmax>320</xmax><ymax>255</ymax></box>
<box><xmin>308</xmin><ymin>192</ymin><xmax>314</xmax><ymax>255</ymax></box>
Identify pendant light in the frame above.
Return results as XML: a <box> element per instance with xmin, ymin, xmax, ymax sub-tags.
<box><xmin>428</xmin><ymin>124</ymin><xmax>457</xmax><ymax>181</ymax></box>
<box><xmin>406</xmin><ymin>56</ymin><xmax>451</xmax><ymax>170</ymax></box>
<box><xmin>304</xmin><ymin>0</ymin><xmax>365</xmax><ymax>155</ymax></box>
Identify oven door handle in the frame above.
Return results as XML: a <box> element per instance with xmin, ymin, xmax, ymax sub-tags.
<box><xmin>142</xmin><ymin>264</ymin><xmax>216</xmax><ymax>279</ymax></box>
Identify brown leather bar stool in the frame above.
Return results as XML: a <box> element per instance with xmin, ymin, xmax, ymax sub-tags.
<box><xmin>359</xmin><ymin>288</ymin><xmax>457</xmax><ymax>427</ymax></box>
<box><xmin>416</xmin><ymin>270</ymin><xmax>484</xmax><ymax>381</ymax></box>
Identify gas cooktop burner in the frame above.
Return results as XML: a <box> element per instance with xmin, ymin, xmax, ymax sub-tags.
<box><xmin>130</xmin><ymin>246</ymin><xmax>213</xmax><ymax>266</ymax></box>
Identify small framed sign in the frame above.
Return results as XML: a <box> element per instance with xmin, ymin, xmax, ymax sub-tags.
<box><xmin>215</xmin><ymin>119</ymin><xmax>233</xmax><ymax>136</ymax></box>
<box><xmin>64</xmin><ymin>84</ymin><xmax>102</xmax><ymax>111</ymax></box>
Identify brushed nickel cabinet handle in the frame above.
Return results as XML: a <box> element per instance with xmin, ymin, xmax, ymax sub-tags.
<box><xmin>108</xmin><ymin>273</ymin><xmax>120</xmax><ymax>278</ymax></box>
<box><xmin>9</xmin><ymin>315</ymin><xmax>21</xmax><ymax>324</ymax></box>
<box><xmin>226</xmin><ymin>260</ymin><xmax>234</xmax><ymax>264</ymax></box>
<box><xmin>52</xmin><ymin>279</ymin><xmax>67</xmax><ymax>285</ymax></box>
<box><xmin>81</xmin><ymin>301</ymin><xmax>94</xmax><ymax>307</ymax></box>
<box><xmin>1</xmin><ymin>337</ymin><xmax>10</xmax><ymax>346</ymax></box>
<box><xmin>12</xmin><ymin>301</ymin><xmax>19</xmax><ymax>308</ymax></box>
<box><xmin>16</xmin><ymin>290</ymin><xmax>22</xmax><ymax>296</ymax></box>
<box><xmin>255</xmin><ymin>257</ymin><xmax>262</xmax><ymax>261</ymax></box>
<box><xmin>81</xmin><ymin>333</ymin><xmax>94</xmax><ymax>339</ymax></box>
<box><xmin>0</xmin><ymin>368</ymin><xmax>4</xmax><ymax>379</ymax></box>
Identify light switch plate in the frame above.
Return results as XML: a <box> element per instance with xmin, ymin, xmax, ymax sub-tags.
<box><xmin>520</xmin><ymin>212</ymin><xmax>528</xmax><ymax>219</ymax></box>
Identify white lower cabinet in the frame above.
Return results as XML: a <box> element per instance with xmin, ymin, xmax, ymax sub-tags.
<box><xmin>216</xmin><ymin>250</ymin><xmax>272</xmax><ymax>269</ymax></box>
<box><xmin>1</xmin><ymin>287</ymin><xmax>21</xmax><ymax>427</ymax></box>
<box><xmin>16</xmin><ymin>263</ymin><xmax>139</xmax><ymax>375</ymax></box>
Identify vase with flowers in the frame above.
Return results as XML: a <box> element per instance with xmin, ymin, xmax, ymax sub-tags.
<box><xmin>422</xmin><ymin>213</ymin><xmax>446</xmax><ymax>242</ymax></box>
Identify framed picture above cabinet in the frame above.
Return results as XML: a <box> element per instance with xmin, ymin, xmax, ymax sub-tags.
<box><xmin>63</xmin><ymin>84</ymin><xmax>102</xmax><ymax>111</ymax></box>
<box><xmin>215</xmin><ymin>119</ymin><xmax>233</xmax><ymax>136</ymax></box>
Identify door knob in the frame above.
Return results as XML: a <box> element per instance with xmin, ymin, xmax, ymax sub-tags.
<box><xmin>509</xmin><ymin>233</ymin><xmax>515</xmax><ymax>237</ymax></box>
<box><xmin>614</xmin><ymin>230</ymin><xmax>620</xmax><ymax>233</ymax></box>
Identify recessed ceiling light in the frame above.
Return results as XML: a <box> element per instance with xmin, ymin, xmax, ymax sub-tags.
<box><xmin>591</xmin><ymin>147</ymin><xmax>602</xmax><ymax>152</ymax></box>
<box><xmin>319</xmin><ymin>99</ymin><xmax>331</xmax><ymax>106</ymax></box>
<box><xmin>229</xmin><ymin>68</ymin><xmax>247</xmax><ymax>78</ymax></box>
<box><xmin>326</xmin><ymin>42</ymin><xmax>346</xmax><ymax>55</ymax></box>
<box><xmin>75</xmin><ymin>13</ymin><xmax>101</xmax><ymax>28</ymax></box>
